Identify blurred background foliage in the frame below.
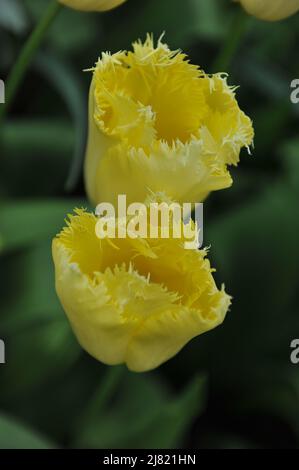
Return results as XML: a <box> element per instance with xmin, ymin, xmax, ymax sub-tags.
<box><xmin>0</xmin><ymin>0</ymin><xmax>299</xmax><ymax>449</ymax></box>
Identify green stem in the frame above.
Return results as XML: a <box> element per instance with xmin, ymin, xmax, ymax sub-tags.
<box><xmin>212</xmin><ymin>9</ymin><xmax>249</xmax><ymax>73</ymax></box>
<box><xmin>0</xmin><ymin>1</ymin><xmax>62</xmax><ymax>124</ymax></box>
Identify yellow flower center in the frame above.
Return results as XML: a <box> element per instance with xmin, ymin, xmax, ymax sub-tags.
<box><xmin>93</xmin><ymin>35</ymin><xmax>209</xmax><ymax>147</ymax></box>
<box><xmin>58</xmin><ymin>209</ymin><xmax>217</xmax><ymax>311</ymax></box>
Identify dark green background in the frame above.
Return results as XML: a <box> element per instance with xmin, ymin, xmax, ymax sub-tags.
<box><xmin>0</xmin><ymin>0</ymin><xmax>299</xmax><ymax>449</ymax></box>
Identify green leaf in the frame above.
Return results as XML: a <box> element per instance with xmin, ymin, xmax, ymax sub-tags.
<box><xmin>239</xmin><ymin>57</ymin><xmax>288</xmax><ymax>99</ymax></box>
<box><xmin>0</xmin><ymin>241</ymin><xmax>63</xmax><ymax>331</ymax></box>
<box><xmin>190</xmin><ymin>181</ymin><xmax>299</xmax><ymax>395</ymax></box>
<box><xmin>189</xmin><ymin>0</ymin><xmax>231</xmax><ymax>40</ymax></box>
<box><xmin>2</xmin><ymin>120</ymin><xmax>74</xmax><ymax>156</ymax></box>
<box><xmin>0</xmin><ymin>198</ymin><xmax>87</xmax><ymax>254</ymax></box>
<box><xmin>1</xmin><ymin>120</ymin><xmax>75</xmax><ymax>197</ymax></box>
<box><xmin>0</xmin><ymin>240</ymin><xmax>81</xmax><ymax>397</ymax></box>
<box><xmin>74</xmin><ymin>373</ymin><xmax>206</xmax><ymax>449</ymax></box>
<box><xmin>136</xmin><ymin>375</ymin><xmax>206</xmax><ymax>449</ymax></box>
<box><xmin>0</xmin><ymin>413</ymin><xmax>54</xmax><ymax>449</ymax></box>
<box><xmin>34</xmin><ymin>53</ymin><xmax>87</xmax><ymax>191</ymax></box>
<box><xmin>0</xmin><ymin>315</ymin><xmax>80</xmax><ymax>399</ymax></box>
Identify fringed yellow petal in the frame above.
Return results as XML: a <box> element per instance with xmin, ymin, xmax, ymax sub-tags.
<box><xmin>85</xmin><ymin>35</ymin><xmax>254</xmax><ymax>206</ymax></box>
<box><xmin>52</xmin><ymin>205</ymin><xmax>231</xmax><ymax>372</ymax></box>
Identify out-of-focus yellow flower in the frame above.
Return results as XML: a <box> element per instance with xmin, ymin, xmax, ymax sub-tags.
<box><xmin>236</xmin><ymin>0</ymin><xmax>299</xmax><ymax>21</ymax></box>
<box><xmin>58</xmin><ymin>0</ymin><xmax>126</xmax><ymax>12</ymax></box>
<box><xmin>52</xmin><ymin>203</ymin><xmax>231</xmax><ymax>372</ymax></box>
<box><xmin>84</xmin><ymin>34</ymin><xmax>253</xmax><ymax>207</ymax></box>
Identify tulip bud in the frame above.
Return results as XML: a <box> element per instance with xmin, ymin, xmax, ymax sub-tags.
<box><xmin>236</xmin><ymin>0</ymin><xmax>299</xmax><ymax>21</ymax></box>
<box><xmin>58</xmin><ymin>0</ymin><xmax>126</xmax><ymax>12</ymax></box>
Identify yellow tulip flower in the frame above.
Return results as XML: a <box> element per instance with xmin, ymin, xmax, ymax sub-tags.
<box><xmin>58</xmin><ymin>0</ymin><xmax>126</xmax><ymax>12</ymax></box>
<box><xmin>52</xmin><ymin>202</ymin><xmax>231</xmax><ymax>372</ymax></box>
<box><xmin>236</xmin><ymin>0</ymin><xmax>299</xmax><ymax>21</ymax></box>
<box><xmin>84</xmin><ymin>34</ymin><xmax>253</xmax><ymax>207</ymax></box>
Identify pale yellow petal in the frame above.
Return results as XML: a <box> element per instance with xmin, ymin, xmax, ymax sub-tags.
<box><xmin>237</xmin><ymin>0</ymin><xmax>299</xmax><ymax>21</ymax></box>
<box><xmin>126</xmin><ymin>288</ymin><xmax>230</xmax><ymax>372</ymax></box>
<box><xmin>59</xmin><ymin>0</ymin><xmax>126</xmax><ymax>12</ymax></box>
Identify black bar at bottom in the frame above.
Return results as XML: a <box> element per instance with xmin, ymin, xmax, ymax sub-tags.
<box><xmin>0</xmin><ymin>448</ymin><xmax>291</xmax><ymax>466</ymax></box>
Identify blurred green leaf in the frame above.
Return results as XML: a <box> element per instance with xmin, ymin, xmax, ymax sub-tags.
<box><xmin>0</xmin><ymin>413</ymin><xmax>54</xmax><ymax>449</ymax></box>
<box><xmin>2</xmin><ymin>120</ymin><xmax>74</xmax><ymax>156</ymax></box>
<box><xmin>252</xmin><ymin>18</ymin><xmax>298</xmax><ymax>62</ymax></box>
<box><xmin>1</xmin><ymin>120</ymin><xmax>75</xmax><ymax>197</ymax></box>
<box><xmin>24</xmin><ymin>0</ymin><xmax>99</xmax><ymax>55</ymax></box>
<box><xmin>208</xmin><ymin>182</ymin><xmax>299</xmax><ymax>320</ymax></box>
<box><xmin>240</xmin><ymin>57</ymin><xmax>288</xmax><ymax>100</ymax></box>
<box><xmin>0</xmin><ymin>240</ymin><xmax>81</xmax><ymax>398</ymax></box>
<box><xmin>280</xmin><ymin>138</ymin><xmax>299</xmax><ymax>190</ymax></box>
<box><xmin>1</xmin><ymin>241</ymin><xmax>62</xmax><ymax>331</ymax></box>
<box><xmin>190</xmin><ymin>0</ymin><xmax>230</xmax><ymax>40</ymax></box>
<box><xmin>35</xmin><ymin>53</ymin><xmax>87</xmax><ymax>191</ymax></box>
<box><xmin>0</xmin><ymin>0</ymin><xmax>28</xmax><ymax>34</ymax></box>
<box><xmin>251</xmin><ymin>102</ymin><xmax>291</xmax><ymax>156</ymax></box>
<box><xmin>166</xmin><ymin>181</ymin><xmax>299</xmax><ymax>448</ymax></box>
<box><xmin>0</xmin><ymin>315</ymin><xmax>80</xmax><ymax>399</ymax></box>
<box><xmin>193</xmin><ymin>181</ymin><xmax>299</xmax><ymax>400</ymax></box>
<box><xmin>0</xmin><ymin>198</ymin><xmax>87</xmax><ymax>253</ymax></box>
<box><xmin>75</xmin><ymin>373</ymin><xmax>206</xmax><ymax>449</ymax></box>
